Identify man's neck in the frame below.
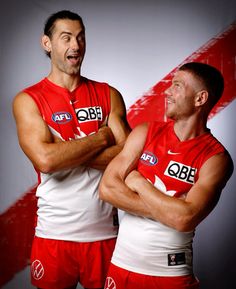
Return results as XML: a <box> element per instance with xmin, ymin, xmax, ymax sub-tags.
<box><xmin>47</xmin><ymin>72</ymin><xmax>82</xmax><ymax>92</ymax></box>
<box><xmin>173</xmin><ymin>117</ymin><xmax>208</xmax><ymax>141</ymax></box>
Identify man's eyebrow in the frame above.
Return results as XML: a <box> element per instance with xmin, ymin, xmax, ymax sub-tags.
<box><xmin>173</xmin><ymin>79</ymin><xmax>184</xmax><ymax>84</ymax></box>
<box><xmin>59</xmin><ymin>31</ymin><xmax>72</xmax><ymax>36</ymax></box>
<box><xmin>59</xmin><ymin>31</ymin><xmax>85</xmax><ymax>37</ymax></box>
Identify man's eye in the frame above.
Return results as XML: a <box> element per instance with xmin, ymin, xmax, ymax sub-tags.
<box><xmin>62</xmin><ymin>36</ymin><xmax>70</xmax><ymax>42</ymax></box>
<box><xmin>78</xmin><ymin>35</ymin><xmax>85</xmax><ymax>42</ymax></box>
<box><xmin>174</xmin><ymin>83</ymin><xmax>181</xmax><ymax>88</ymax></box>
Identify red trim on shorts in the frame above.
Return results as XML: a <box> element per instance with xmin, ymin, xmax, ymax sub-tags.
<box><xmin>105</xmin><ymin>263</ymin><xmax>199</xmax><ymax>289</ymax></box>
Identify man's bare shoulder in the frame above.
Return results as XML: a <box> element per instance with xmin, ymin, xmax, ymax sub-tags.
<box><xmin>200</xmin><ymin>150</ymin><xmax>234</xmax><ymax>189</ymax></box>
<box><xmin>12</xmin><ymin>91</ymin><xmax>39</xmax><ymax>117</ymax></box>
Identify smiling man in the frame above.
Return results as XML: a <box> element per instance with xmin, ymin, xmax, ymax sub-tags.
<box><xmin>99</xmin><ymin>62</ymin><xmax>234</xmax><ymax>289</ymax></box>
<box><xmin>12</xmin><ymin>10</ymin><xmax>130</xmax><ymax>289</ymax></box>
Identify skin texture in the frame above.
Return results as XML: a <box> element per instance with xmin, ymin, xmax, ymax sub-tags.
<box><xmin>99</xmin><ymin>69</ymin><xmax>234</xmax><ymax>232</ymax></box>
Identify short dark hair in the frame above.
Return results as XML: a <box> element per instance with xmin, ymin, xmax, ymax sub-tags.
<box><xmin>44</xmin><ymin>10</ymin><xmax>85</xmax><ymax>38</ymax></box>
<box><xmin>43</xmin><ymin>10</ymin><xmax>85</xmax><ymax>57</ymax></box>
<box><xmin>179</xmin><ymin>62</ymin><xmax>224</xmax><ymax>109</ymax></box>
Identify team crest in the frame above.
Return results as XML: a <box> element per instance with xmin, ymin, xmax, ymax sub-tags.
<box><xmin>104</xmin><ymin>277</ymin><xmax>116</xmax><ymax>289</ymax></box>
<box><xmin>31</xmin><ymin>259</ymin><xmax>44</xmax><ymax>280</ymax></box>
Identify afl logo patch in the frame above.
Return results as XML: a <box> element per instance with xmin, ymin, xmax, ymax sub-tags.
<box><xmin>31</xmin><ymin>260</ymin><xmax>44</xmax><ymax>280</ymax></box>
<box><xmin>140</xmin><ymin>151</ymin><xmax>158</xmax><ymax>166</ymax></box>
<box><xmin>52</xmin><ymin>111</ymin><xmax>72</xmax><ymax>124</ymax></box>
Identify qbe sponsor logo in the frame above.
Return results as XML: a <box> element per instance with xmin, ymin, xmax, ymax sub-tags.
<box><xmin>31</xmin><ymin>259</ymin><xmax>44</xmax><ymax>280</ymax></box>
<box><xmin>164</xmin><ymin>161</ymin><xmax>197</xmax><ymax>184</ymax></box>
<box><xmin>140</xmin><ymin>151</ymin><xmax>158</xmax><ymax>166</ymax></box>
<box><xmin>52</xmin><ymin>111</ymin><xmax>72</xmax><ymax>124</ymax></box>
<box><xmin>75</xmin><ymin>106</ymin><xmax>103</xmax><ymax>122</ymax></box>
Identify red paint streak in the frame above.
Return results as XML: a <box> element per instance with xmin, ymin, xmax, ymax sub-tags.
<box><xmin>1</xmin><ymin>22</ymin><xmax>236</xmax><ymax>286</ymax></box>
<box><xmin>127</xmin><ymin>22</ymin><xmax>236</xmax><ymax>128</ymax></box>
<box><xmin>0</xmin><ymin>186</ymin><xmax>37</xmax><ymax>286</ymax></box>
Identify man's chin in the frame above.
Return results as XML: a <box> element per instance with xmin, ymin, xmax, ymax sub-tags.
<box><xmin>67</xmin><ymin>67</ymin><xmax>81</xmax><ymax>76</ymax></box>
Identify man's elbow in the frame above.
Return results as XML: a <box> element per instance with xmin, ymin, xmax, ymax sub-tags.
<box><xmin>98</xmin><ymin>180</ymin><xmax>110</xmax><ymax>201</ymax></box>
<box><xmin>20</xmin><ymin>142</ymin><xmax>56</xmax><ymax>174</ymax></box>
<box><xmin>152</xmin><ymin>212</ymin><xmax>197</xmax><ymax>233</ymax></box>
<box><xmin>172</xmin><ymin>214</ymin><xmax>198</xmax><ymax>232</ymax></box>
<box><xmin>34</xmin><ymin>154</ymin><xmax>56</xmax><ymax>174</ymax></box>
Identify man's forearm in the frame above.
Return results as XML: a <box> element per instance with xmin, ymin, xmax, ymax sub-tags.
<box><xmin>130</xmin><ymin>173</ymin><xmax>196</xmax><ymax>231</ymax></box>
<box><xmin>33</xmin><ymin>127</ymin><xmax>114</xmax><ymax>173</ymax></box>
<box><xmin>99</xmin><ymin>173</ymin><xmax>152</xmax><ymax>218</ymax></box>
<box><xmin>84</xmin><ymin>143</ymin><xmax>124</xmax><ymax>170</ymax></box>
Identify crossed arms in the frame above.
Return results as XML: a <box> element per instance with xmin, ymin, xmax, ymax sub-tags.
<box><xmin>12</xmin><ymin>86</ymin><xmax>130</xmax><ymax>173</ymax></box>
<box><xmin>99</xmin><ymin>123</ymin><xmax>234</xmax><ymax>232</ymax></box>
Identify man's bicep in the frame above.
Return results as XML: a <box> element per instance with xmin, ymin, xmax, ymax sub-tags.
<box><xmin>108</xmin><ymin>86</ymin><xmax>131</xmax><ymax>144</ymax></box>
<box><xmin>110</xmin><ymin>123</ymin><xmax>149</xmax><ymax>176</ymax></box>
<box><xmin>185</xmin><ymin>153</ymin><xmax>233</xmax><ymax>224</ymax></box>
<box><xmin>13</xmin><ymin>92</ymin><xmax>52</xmax><ymax>162</ymax></box>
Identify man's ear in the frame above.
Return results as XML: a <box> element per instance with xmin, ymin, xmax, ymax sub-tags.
<box><xmin>195</xmin><ymin>90</ymin><xmax>208</xmax><ymax>107</ymax></box>
<box><xmin>41</xmin><ymin>35</ymin><xmax>51</xmax><ymax>54</ymax></box>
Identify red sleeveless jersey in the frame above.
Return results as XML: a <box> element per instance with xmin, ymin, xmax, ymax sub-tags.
<box><xmin>23</xmin><ymin>77</ymin><xmax>118</xmax><ymax>242</ymax></box>
<box><xmin>24</xmin><ymin>77</ymin><xmax>111</xmax><ymax>140</ymax></box>
<box><xmin>138</xmin><ymin>121</ymin><xmax>225</xmax><ymax>198</ymax></box>
<box><xmin>112</xmin><ymin>120</ymin><xmax>226</xmax><ymax>276</ymax></box>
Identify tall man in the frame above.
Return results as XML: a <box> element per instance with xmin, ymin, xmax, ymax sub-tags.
<box><xmin>13</xmin><ymin>10</ymin><xmax>130</xmax><ymax>289</ymax></box>
<box><xmin>99</xmin><ymin>62</ymin><xmax>234</xmax><ymax>289</ymax></box>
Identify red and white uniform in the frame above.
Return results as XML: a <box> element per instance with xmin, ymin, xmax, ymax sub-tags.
<box><xmin>24</xmin><ymin>77</ymin><xmax>118</xmax><ymax>242</ymax></box>
<box><xmin>112</xmin><ymin>121</ymin><xmax>225</xmax><ymax>276</ymax></box>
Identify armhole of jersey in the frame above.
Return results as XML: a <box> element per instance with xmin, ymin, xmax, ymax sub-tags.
<box><xmin>144</xmin><ymin>121</ymin><xmax>169</xmax><ymax>150</ymax></box>
<box><xmin>102</xmin><ymin>83</ymin><xmax>111</xmax><ymax>125</ymax></box>
<box><xmin>23</xmin><ymin>89</ymin><xmax>44</xmax><ymax>118</ymax></box>
<box><xmin>106</xmin><ymin>83</ymin><xmax>111</xmax><ymax>115</ymax></box>
<box><xmin>142</xmin><ymin>121</ymin><xmax>155</xmax><ymax>149</ymax></box>
<box><xmin>201</xmin><ymin>144</ymin><xmax>226</xmax><ymax>167</ymax></box>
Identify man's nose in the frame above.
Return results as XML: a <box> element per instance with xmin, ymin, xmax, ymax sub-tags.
<box><xmin>71</xmin><ymin>38</ymin><xmax>80</xmax><ymax>50</ymax></box>
<box><xmin>164</xmin><ymin>86</ymin><xmax>171</xmax><ymax>95</ymax></box>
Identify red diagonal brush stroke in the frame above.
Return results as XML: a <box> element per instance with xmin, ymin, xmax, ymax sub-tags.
<box><xmin>127</xmin><ymin>22</ymin><xmax>236</xmax><ymax>128</ymax></box>
<box><xmin>0</xmin><ymin>186</ymin><xmax>37</xmax><ymax>286</ymax></box>
<box><xmin>1</xmin><ymin>22</ymin><xmax>236</xmax><ymax>287</ymax></box>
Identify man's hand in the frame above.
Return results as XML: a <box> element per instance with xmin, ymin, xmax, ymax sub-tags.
<box><xmin>98</xmin><ymin>125</ymin><xmax>116</xmax><ymax>147</ymax></box>
<box><xmin>125</xmin><ymin>170</ymin><xmax>142</xmax><ymax>192</ymax></box>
